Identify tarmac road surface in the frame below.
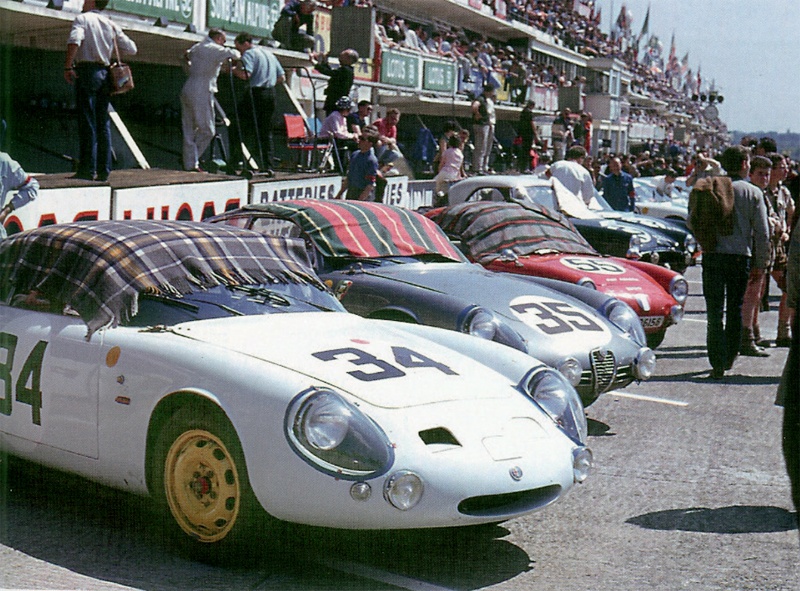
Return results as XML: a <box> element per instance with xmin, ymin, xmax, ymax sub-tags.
<box><xmin>1</xmin><ymin>265</ymin><xmax>798</xmax><ymax>590</ymax></box>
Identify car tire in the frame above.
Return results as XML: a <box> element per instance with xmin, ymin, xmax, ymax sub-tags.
<box><xmin>646</xmin><ymin>330</ymin><xmax>666</xmax><ymax>349</ymax></box>
<box><xmin>152</xmin><ymin>405</ymin><xmax>264</xmax><ymax>560</ymax></box>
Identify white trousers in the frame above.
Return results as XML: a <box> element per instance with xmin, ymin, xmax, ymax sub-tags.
<box><xmin>181</xmin><ymin>86</ymin><xmax>216</xmax><ymax>171</ymax></box>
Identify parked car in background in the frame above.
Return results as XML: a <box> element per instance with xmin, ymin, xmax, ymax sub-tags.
<box><xmin>208</xmin><ymin>201</ymin><xmax>655</xmax><ymax>406</ymax></box>
<box><xmin>590</xmin><ymin>189</ymin><xmax>697</xmax><ymax>272</ymax></box>
<box><xmin>428</xmin><ymin>201</ymin><xmax>688</xmax><ymax>349</ymax></box>
<box><xmin>0</xmin><ymin>221</ymin><xmax>592</xmax><ymax>557</ymax></box>
<box><xmin>632</xmin><ymin>177</ymin><xmax>689</xmax><ymax>223</ymax></box>
<box><xmin>446</xmin><ymin>175</ymin><xmax>688</xmax><ymax>271</ymax></box>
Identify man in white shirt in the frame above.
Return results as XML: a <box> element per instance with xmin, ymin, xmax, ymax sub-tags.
<box><xmin>180</xmin><ymin>29</ymin><xmax>240</xmax><ymax>172</ymax></box>
<box><xmin>64</xmin><ymin>0</ymin><xmax>137</xmax><ymax>181</ymax></box>
<box><xmin>549</xmin><ymin>145</ymin><xmax>594</xmax><ymax>205</ymax></box>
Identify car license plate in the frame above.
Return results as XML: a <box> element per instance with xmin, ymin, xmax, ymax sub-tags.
<box><xmin>641</xmin><ymin>316</ymin><xmax>664</xmax><ymax>328</ymax></box>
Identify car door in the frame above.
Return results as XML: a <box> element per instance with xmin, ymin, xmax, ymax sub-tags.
<box><xmin>0</xmin><ymin>303</ymin><xmax>102</xmax><ymax>459</ymax></box>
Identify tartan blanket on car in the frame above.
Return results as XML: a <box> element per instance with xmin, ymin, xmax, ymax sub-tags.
<box><xmin>428</xmin><ymin>201</ymin><xmax>596</xmax><ymax>262</ymax></box>
<box><xmin>243</xmin><ymin>200</ymin><xmax>464</xmax><ymax>261</ymax></box>
<box><xmin>0</xmin><ymin>220</ymin><xmax>325</xmax><ymax>335</ymax></box>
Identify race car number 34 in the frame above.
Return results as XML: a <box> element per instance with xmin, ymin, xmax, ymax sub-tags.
<box><xmin>0</xmin><ymin>332</ymin><xmax>47</xmax><ymax>425</ymax></box>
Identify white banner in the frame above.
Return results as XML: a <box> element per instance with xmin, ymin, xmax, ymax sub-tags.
<box><xmin>112</xmin><ymin>180</ymin><xmax>248</xmax><ymax>221</ymax></box>
<box><xmin>4</xmin><ymin>186</ymin><xmax>111</xmax><ymax>234</ymax></box>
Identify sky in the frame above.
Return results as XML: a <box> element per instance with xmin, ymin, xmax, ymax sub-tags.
<box><xmin>599</xmin><ymin>0</ymin><xmax>800</xmax><ymax>134</ymax></box>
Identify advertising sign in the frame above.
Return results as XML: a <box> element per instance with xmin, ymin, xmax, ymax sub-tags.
<box><xmin>112</xmin><ymin>180</ymin><xmax>248</xmax><ymax>221</ymax></box>
<box><xmin>207</xmin><ymin>0</ymin><xmax>280</xmax><ymax>38</ymax></box>
<box><xmin>253</xmin><ymin>176</ymin><xmax>343</xmax><ymax>203</ymax></box>
<box><xmin>110</xmin><ymin>0</ymin><xmax>194</xmax><ymax>24</ymax></box>
<box><xmin>422</xmin><ymin>59</ymin><xmax>456</xmax><ymax>92</ymax></box>
<box><xmin>3</xmin><ymin>187</ymin><xmax>111</xmax><ymax>235</ymax></box>
<box><xmin>380</xmin><ymin>50</ymin><xmax>419</xmax><ymax>88</ymax></box>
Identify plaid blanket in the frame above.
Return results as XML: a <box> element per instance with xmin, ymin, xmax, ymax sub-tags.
<box><xmin>0</xmin><ymin>220</ymin><xmax>325</xmax><ymax>335</ymax></box>
<box><xmin>428</xmin><ymin>201</ymin><xmax>596</xmax><ymax>262</ymax></box>
<box><xmin>241</xmin><ymin>200</ymin><xmax>464</xmax><ymax>261</ymax></box>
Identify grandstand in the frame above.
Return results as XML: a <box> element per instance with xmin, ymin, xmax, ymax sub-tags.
<box><xmin>0</xmin><ymin>0</ymin><xmax>729</xmax><ymax>175</ymax></box>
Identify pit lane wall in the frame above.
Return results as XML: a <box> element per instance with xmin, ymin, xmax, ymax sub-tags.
<box><xmin>4</xmin><ymin>174</ymin><xmax>423</xmax><ymax>234</ymax></box>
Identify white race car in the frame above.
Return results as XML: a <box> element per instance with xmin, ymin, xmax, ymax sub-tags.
<box><xmin>0</xmin><ymin>221</ymin><xmax>591</xmax><ymax>556</ymax></box>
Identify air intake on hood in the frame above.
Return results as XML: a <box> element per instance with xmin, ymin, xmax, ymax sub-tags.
<box><xmin>419</xmin><ymin>428</ymin><xmax>460</xmax><ymax>447</ymax></box>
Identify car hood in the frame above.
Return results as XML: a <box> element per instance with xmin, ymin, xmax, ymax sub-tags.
<box><xmin>598</xmin><ymin>211</ymin><xmax>687</xmax><ymax>240</ymax></box>
<box><xmin>169</xmin><ymin>312</ymin><xmax>526</xmax><ymax>410</ymax></box>
<box><xmin>360</xmin><ymin>261</ymin><xmax>616</xmax><ymax>347</ymax></box>
<box><xmin>485</xmin><ymin>254</ymin><xmax>677</xmax><ymax>312</ymax></box>
<box><xmin>572</xmin><ymin>218</ymin><xmax>676</xmax><ymax>250</ymax></box>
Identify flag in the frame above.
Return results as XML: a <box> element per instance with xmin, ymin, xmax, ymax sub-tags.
<box><xmin>638</xmin><ymin>5</ymin><xmax>650</xmax><ymax>42</ymax></box>
<box><xmin>680</xmin><ymin>52</ymin><xmax>689</xmax><ymax>75</ymax></box>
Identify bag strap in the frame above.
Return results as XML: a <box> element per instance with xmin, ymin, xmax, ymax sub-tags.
<box><xmin>113</xmin><ymin>36</ymin><xmax>121</xmax><ymax>65</ymax></box>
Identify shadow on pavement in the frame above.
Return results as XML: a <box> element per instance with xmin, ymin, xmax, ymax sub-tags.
<box><xmin>587</xmin><ymin>418</ymin><xmax>615</xmax><ymax>437</ymax></box>
<box><xmin>626</xmin><ymin>505</ymin><xmax>797</xmax><ymax>534</ymax></box>
<box><xmin>0</xmin><ymin>454</ymin><xmax>533</xmax><ymax>590</ymax></box>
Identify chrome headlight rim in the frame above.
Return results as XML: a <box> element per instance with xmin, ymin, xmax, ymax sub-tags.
<box><xmin>522</xmin><ymin>368</ymin><xmax>588</xmax><ymax>445</ymax></box>
<box><xmin>669</xmin><ymin>275</ymin><xmax>689</xmax><ymax>304</ymax></box>
<box><xmin>285</xmin><ymin>388</ymin><xmax>394</xmax><ymax>480</ymax></box>
<box><xmin>556</xmin><ymin>357</ymin><xmax>583</xmax><ymax>387</ymax></box>
<box><xmin>604</xmin><ymin>299</ymin><xmax>646</xmax><ymax>346</ymax></box>
<box><xmin>459</xmin><ymin>306</ymin><xmax>528</xmax><ymax>353</ymax></box>
<box><xmin>634</xmin><ymin>347</ymin><xmax>657</xmax><ymax>381</ymax></box>
<box><xmin>627</xmin><ymin>234</ymin><xmax>642</xmax><ymax>258</ymax></box>
<box><xmin>577</xmin><ymin>277</ymin><xmax>597</xmax><ymax>289</ymax></box>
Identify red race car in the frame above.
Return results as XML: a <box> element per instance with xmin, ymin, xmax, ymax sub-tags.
<box><xmin>428</xmin><ymin>201</ymin><xmax>687</xmax><ymax>349</ymax></box>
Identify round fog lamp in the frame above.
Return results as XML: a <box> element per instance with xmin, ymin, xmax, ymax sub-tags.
<box><xmin>635</xmin><ymin>348</ymin><xmax>657</xmax><ymax>380</ymax></box>
<box><xmin>573</xmin><ymin>447</ymin><xmax>593</xmax><ymax>483</ymax></box>
<box><xmin>557</xmin><ymin>358</ymin><xmax>582</xmax><ymax>387</ymax></box>
<box><xmin>383</xmin><ymin>470</ymin><xmax>424</xmax><ymax>511</ymax></box>
<box><xmin>671</xmin><ymin>305</ymin><xmax>684</xmax><ymax>324</ymax></box>
<box><xmin>350</xmin><ymin>482</ymin><xmax>372</xmax><ymax>502</ymax></box>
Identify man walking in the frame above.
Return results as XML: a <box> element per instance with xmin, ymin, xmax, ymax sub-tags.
<box><xmin>64</xmin><ymin>0</ymin><xmax>137</xmax><ymax>181</ymax></box>
<box><xmin>232</xmin><ymin>33</ymin><xmax>285</xmax><ymax>176</ymax></box>
<box><xmin>690</xmin><ymin>145</ymin><xmax>770</xmax><ymax>379</ymax></box>
<box><xmin>180</xmin><ymin>29</ymin><xmax>240</xmax><ymax>172</ymax></box>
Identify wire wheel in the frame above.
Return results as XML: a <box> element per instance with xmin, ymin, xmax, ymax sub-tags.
<box><xmin>163</xmin><ymin>428</ymin><xmax>242</xmax><ymax>544</ymax></box>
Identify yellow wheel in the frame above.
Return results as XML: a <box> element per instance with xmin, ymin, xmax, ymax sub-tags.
<box><xmin>153</xmin><ymin>405</ymin><xmax>261</xmax><ymax>556</ymax></box>
<box><xmin>163</xmin><ymin>429</ymin><xmax>241</xmax><ymax>544</ymax></box>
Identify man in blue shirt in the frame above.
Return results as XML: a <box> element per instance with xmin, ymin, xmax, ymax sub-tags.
<box><xmin>232</xmin><ymin>33</ymin><xmax>285</xmax><ymax>176</ymax></box>
<box><xmin>345</xmin><ymin>130</ymin><xmax>379</xmax><ymax>201</ymax></box>
<box><xmin>602</xmin><ymin>156</ymin><xmax>636</xmax><ymax>211</ymax></box>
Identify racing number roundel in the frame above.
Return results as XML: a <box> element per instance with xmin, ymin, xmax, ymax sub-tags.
<box><xmin>509</xmin><ymin>296</ymin><xmax>610</xmax><ymax>338</ymax></box>
<box><xmin>560</xmin><ymin>257</ymin><xmax>625</xmax><ymax>275</ymax></box>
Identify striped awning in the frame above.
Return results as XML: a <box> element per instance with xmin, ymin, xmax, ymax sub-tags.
<box><xmin>238</xmin><ymin>200</ymin><xmax>465</xmax><ymax>261</ymax></box>
<box><xmin>0</xmin><ymin>220</ymin><xmax>325</xmax><ymax>335</ymax></box>
<box><xmin>427</xmin><ymin>201</ymin><xmax>596</xmax><ymax>262</ymax></box>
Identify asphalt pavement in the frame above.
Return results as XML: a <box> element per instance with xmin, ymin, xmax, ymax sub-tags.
<box><xmin>1</xmin><ymin>265</ymin><xmax>798</xmax><ymax>590</ymax></box>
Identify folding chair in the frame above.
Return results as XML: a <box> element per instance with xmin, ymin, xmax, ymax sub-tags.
<box><xmin>283</xmin><ymin>114</ymin><xmax>330</xmax><ymax>172</ymax></box>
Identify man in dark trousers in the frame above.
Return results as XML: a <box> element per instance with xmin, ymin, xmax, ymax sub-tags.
<box><xmin>231</xmin><ymin>33</ymin><xmax>285</xmax><ymax>176</ymax></box>
<box><xmin>689</xmin><ymin>145</ymin><xmax>770</xmax><ymax>379</ymax></box>
<box><xmin>312</xmin><ymin>48</ymin><xmax>359</xmax><ymax>116</ymax></box>
<box><xmin>272</xmin><ymin>0</ymin><xmax>316</xmax><ymax>52</ymax></box>
<box><xmin>64</xmin><ymin>0</ymin><xmax>137</xmax><ymax>181</ymax></box>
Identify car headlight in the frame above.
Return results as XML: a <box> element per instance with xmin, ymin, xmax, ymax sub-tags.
<box><xmin>634</xmin><ymin>347</ymin><xmax>657</xmax><ymax>380</ymax></box>
<box><xmin>523</xmin><ymin>369</ymin><xmax>587</xmax><ymax>445</ymax></box>
<box><xmin>556</xmin><ymin>358</ymin><xmax>582</xmax><ymax>387</ymax></box>
<box><xmin>459</xmin><ymin>307</ymin><xmax>528</xmax><ymax>353</ymax></box>
<box><xmin>685</xmin><ymin>235</ymin><xmax>698</xmax><ymax>255</ymax></box>
<box><xmin>627</xmin><ymin>234</ymin><xmax>642</xmax><ymax>259</ymax></box>
<box><xmin>286</xmin><ymin>388</ymin><xmax>394</xmax><ymax>479</ymax></box>
<box><xmin>604</xmin><ymin>300</ymin><xmax>646</xmax><ymax>346</ymax></box>
<box><xmin>671</xmin><ymin>304</ymin><xmax>684</xmax><ymax>324</ymax></box>
<box><xmin>670</xmin><ymin>275</ymin><xmax>689</xmax><ymax>304</ymax></box>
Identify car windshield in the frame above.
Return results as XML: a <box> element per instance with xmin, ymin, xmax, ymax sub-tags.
<box><xmin>126</xmin><ymin>283</ymin><xmax>345</xmax><ymax>327</ymax></box>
